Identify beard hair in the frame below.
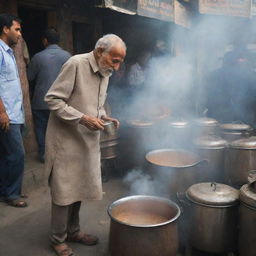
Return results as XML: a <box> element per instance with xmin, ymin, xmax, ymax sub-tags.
<box><xmin>98</xmin><ymin>57</ymin><xmax>113</xmax><ymax>77</ymax></box>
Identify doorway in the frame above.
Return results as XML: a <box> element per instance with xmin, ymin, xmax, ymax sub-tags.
<box><xmin>18</xmin><ymin>7</ymin><xmax>48</xmax><ymax>58</ymax></box>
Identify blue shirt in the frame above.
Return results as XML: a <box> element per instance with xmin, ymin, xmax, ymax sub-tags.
<box><xmin>27</xmin><ymin>44</ymin><xmax>71</xmax><ymax>109</ymax></box>
<box><xmin>0</xmin><ymin>39</ymin><xmax>24</xmax><ymax>124</ymax></box>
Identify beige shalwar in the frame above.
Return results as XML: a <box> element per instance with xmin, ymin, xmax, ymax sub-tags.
<box><xmin>45</xmin><ymin>52</ymin><xmax>108</xmax><ymax>206</ymax></box>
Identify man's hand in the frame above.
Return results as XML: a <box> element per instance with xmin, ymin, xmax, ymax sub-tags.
<box><xmin>0</xmin><ymin>112</ymin><xmax>10</xmax><ymax>132</ymax></box>
<box><xmin>79</xmin><ymin>115</ymin><xmax>105</xmax><ymax>131</ymax></box>
<box><xmin>101</xmin><ymin>115</ymin><xmax>120</xmax><ymax>129</ymax></box>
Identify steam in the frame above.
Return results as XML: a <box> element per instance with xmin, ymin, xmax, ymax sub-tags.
<box><xmin>123</xmin><ymin>169</ymin><xmax>168</xmax><ymax>197</ymax></box>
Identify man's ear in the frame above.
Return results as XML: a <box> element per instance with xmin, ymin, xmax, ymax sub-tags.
<box><xmin>95</xmin><ymin>47</ymin><xmax>104</xmax><ymax>58</ymax></box>
<box><xmin>2</xmin><ymin>26</ymin><xmax>9</xmax><ymax>35</ymax></box>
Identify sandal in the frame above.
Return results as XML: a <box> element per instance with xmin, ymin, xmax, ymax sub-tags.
<box><xmin>67</xmin><ymin>231</ymin><xmax>98</xmax><ymax>246</ymax></box>
<box><xmin>5</xmin><ymin>198</ymin><xmax>28</xmax><ymax>208</ymax></box>
<box><xmin>52</xmin><ymin>243</ymin><xmax>75</xmax><ymax>256</ymax></box>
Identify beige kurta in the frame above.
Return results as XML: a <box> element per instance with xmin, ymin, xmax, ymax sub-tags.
<box><xmin>44</xmin><ymin>52</ymin><xmax>108</xmax><ymax>206</ymax></box>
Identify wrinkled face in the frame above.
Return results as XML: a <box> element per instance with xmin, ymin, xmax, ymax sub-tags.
<box><xmin>97</xmin><ymin>45</ymin><xmax>126</xmax><ymax>77</ymax></box>
<box><xmin>4</xmin><ymin>21</ymin><xmax>21</xmax><ymax>46</ymax></box>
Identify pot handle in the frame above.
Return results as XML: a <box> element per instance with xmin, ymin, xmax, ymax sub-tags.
<box><xmin>211</xmin><ymin>182</ymin><xmax>217</xmax><ymax>191</ymax></box>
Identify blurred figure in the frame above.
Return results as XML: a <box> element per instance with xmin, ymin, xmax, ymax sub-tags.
<box><xmin>205</xmin><ymin>42</ymin><xmax>256</xmax><ymax>126</ymax></box>
<box><xmin>27</xmin><ymin>28</ymin><xmax>71</xmax><ymax>162</ymax></box>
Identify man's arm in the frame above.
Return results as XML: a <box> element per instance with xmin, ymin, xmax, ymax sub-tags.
<box><xmin>45</xmin><ymin>58</ymin><xmax>104</xmax><ymax>130</ymax></box>
<box><xmin>0</xmin><ymin>98</ymin><xmax>9</xmax><ymax>132</ymax></box>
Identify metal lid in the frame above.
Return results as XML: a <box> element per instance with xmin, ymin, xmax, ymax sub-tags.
<box><xmin>194</xmin><ymin>135</ymin><xmax>227</xmax><ymax>149</ymax></box>
<box><xmin>194</xmin><ymin>117</ymin><xmax>218</xmax><ymax>127</ymax></box>
<box><xmin>230</xmin><ymin>136</ymin><xmax>256</xmax><ymax>149</ymax></box>
<box><xmin>186</xmin><ymin>182</ymin><xmax>239</xmax><ymax>207</ymax></box>
<box><xmin>220</xmin><ymin>123</ymin><xmax>252</xmax><ymax>131</ymax></box>
<box><xmin>168</xmin><ymin>119</ymin><xmax>189</xmax><ymax>128</ymax></box>
<box><xmin>127</xmin><ymin>120</ymin><xmax>154</xmax><ymax>127</ymax></box>
<box><xmin>240</xmin><ymin>184</ymin><xmax>256</xmax><ymax>208</ymax></box>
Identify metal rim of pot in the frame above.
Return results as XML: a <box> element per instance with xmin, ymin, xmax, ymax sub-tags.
<box><xmin>220</xmin><ymin>123</ymin><xmax>252</xmax><ymax>132</ymax></box>
<box><xmin>145</xmin><ymin>148</ymin><xmax>202</xmax><ymax>168</ymax></box>
<box><xmin>193</xmin><ymin>135</ymin><xmax>227</xmax><ymax>150</ymax></box>
<box><xmin>194</xmin><ymin>117</ymin><xmax>219</xmax><ymax>127</ymax></box>
<box><xmin>240</xmin><ymin>184</ymin><xmax>256</xmax><ymax>209</ymax></box>
<box><xmin>229</xmin><ymin>136</ymin><xmax>256</xmax><ymax>150</ymax></box>
<box><xmin>168</xmin><ymin>119</ymin><xmax>189</xmax><ymax>128</ymax></box>
<box><xmin>126</xmin><ymin>120</ymin><xmax>155</xmax><ymax>128</ymax></box>
<box><xmin>186</xmin><ymin>182</ymin><xmax>239</xmax><ymax>208</ymax></box>
<box><xmin>107</xmin><ymin>195</ymin><xmax>181</xmax><ymax>228</ymax></box>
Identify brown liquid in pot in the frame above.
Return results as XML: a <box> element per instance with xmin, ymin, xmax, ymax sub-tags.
<box><xmin>115</xmin><ymin>212</ymin><xmax>169</xmax><ymax>225</ymax></box>
<box><xmin>147</xmin><ymin>151</ymin><xmax>198</xmax><ymax>167</ymax></box>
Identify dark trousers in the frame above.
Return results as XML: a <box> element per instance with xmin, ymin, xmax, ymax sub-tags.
<box><xmin>50</xmin><ymin>201</ymin><xmax>81</xmax><ymax>244</ymax></box>
<box><xmin>0</xmin><ymin>124</ymin><xmax>25</xmax><ymax>199</ymax></box>
<box><xmin>32</xmin><ymin>109</ymin><xmax>50</xmax><ymax>158</ymax></box>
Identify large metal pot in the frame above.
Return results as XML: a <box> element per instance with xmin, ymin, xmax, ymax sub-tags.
<box><xmin>166</xmin><ymin>119</ymin><xmax>191</xmax><ymax>148</ymax></box>
<box><xmin>239</xmin><ymin>182</ymin><xmax>256</xmax><ymax>256</ymax></box>
<box><xmin>193</xmin><ymin>117</ymin><xmax>219</xmax><ymax>137</ymax></box>
<box><xmin>145</xmin><ymin>149</ymin><xmax>203</xmax><ymax>196</ymax></box>
<box><xmin>219</xmin><ymin>123</ymin><xmax>252</xmax><ymax>142</ymax></box>
<box><xmin>193</xmin><ymin>135</ymin><xmax>227</xmax><ymax>183</ymax></box>
<box><xmin>225</xmin><ymin>136</ymin><xmax>256</xmax><ymax>187</ymax></box>
<box><xmin>186</xmin><ymin>182</ymin><xmax>239</xmax><ymax>253</ymax></box>
<box><xmin>108</xmin><ymin>195</ymin><xmax>180</xmax><ymax>256</ymax></box>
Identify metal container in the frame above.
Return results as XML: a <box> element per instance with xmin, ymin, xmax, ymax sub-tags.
<box><xmin>239</xmin><ymin>183</ymin><xmax>256</xmax><ymax>256</ymax></box>
<box><xmin>220</xmin><ymin>123</ymin><xmax>252</xmax><ymax>142</ymax></box>
<box><xmin>186</xmin><ymin>182</ymin><xmax>239</xmax><ymax>253</ymax></box>
<box><xmin>145</xmin><ymin>149</ymin><xmax>203</xmax><ymax>196</ymax></box>
<box><xmin>193</xmin><ymin>135</ymin><xmax>227</xmax><ymax>183</ymax></box>
<box><xmin>166</xmin><ymin>119</ymin><xmax>191</xmax><ymax>148</ymax></box>
<box><xmin>193</xmin><ymin>117</ymin><xmax>219</xmax><ymax>137</ymax></box>
<box><xmin>100</xmin><ymin>121</ymin><xmax>118</xmax><ymax>160</ymax></box>
<box><xmin>108</xmin><ymin>195</ymin><xmax>180</xmax><ymax>256</ymax></box>
<box><xmin>225</xmin><ymin>136</ymin><xmax>256</xmax><ymax>187</ymax></box>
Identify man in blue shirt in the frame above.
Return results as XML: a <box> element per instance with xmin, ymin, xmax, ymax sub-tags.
<box><xmin>27</xmin><ymin>28</ymin><xmax>71</xmax><ymax>162</ymax></box>
<box><xmin>0</xmin><ymin>13</ymin><xmax>27</xmax><ymax>207</ymax></box>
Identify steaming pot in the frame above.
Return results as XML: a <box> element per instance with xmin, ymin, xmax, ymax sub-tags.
<box><xmin>108</xmin><ymin>195</ymin><xmax>180</xmax><ymax>256</ymax></box>
<box><xmin>186</xmin><ymin>182</ymin><xmax>239</xmax><ymax>254</ymax></box>
<box><xmin>239</xmin><ymin>182</ymin><xmax>256</xmax><ymax>256</ymax></box>
<box><xmin>193</xmin><ymin>117</ymin><xmax>219</xmax><ymax>137</ymax></box>
<box><xmin>193</xmin><ymin>135</ymin><xmax>227</xmax><ymax>183</ymax></box>
<box><xmin>145</xmin><ymin>149</ymin><xmax>203</xmax><ymax>197</ymax></box>
<box><xmin>225</xmin><ymin>136</ymin><xmax>256</xmax><ymax>187</ymax></box>
<box><xmin>219</xmin><ymin>123</ymin><xmax>252</xmax><ymax>142</ymax></box>
<box><xmin>166</xmin><ymin>119</ymin><xmax>191</xmax><ymax>148</ymax></box>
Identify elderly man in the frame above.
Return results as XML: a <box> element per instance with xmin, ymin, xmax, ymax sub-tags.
<box><xmin>44</xmin><ymin>34</ymin><xmax>126</xmax><ymax>256</ymax></box>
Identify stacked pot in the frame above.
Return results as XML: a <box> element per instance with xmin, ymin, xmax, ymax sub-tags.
<box><xmin>186</xmin><ymin>182</ymin><xmax>239</xmax><ymax>254</ymax></box>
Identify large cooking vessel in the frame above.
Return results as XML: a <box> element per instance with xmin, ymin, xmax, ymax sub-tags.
<box><xmin>193</xmin><ymin>117</ymin><xmax>219</xmax><ymax>137</ymax></box>
<box><xmin>225</xmin><ymin>136</ymin><xmax>256</xmax><ymax>187</ymax></box>
<box><xmin>219</xmin><ymin>123</ymin><xmax>252</xmax><ymax>142</ymax></box>
<box><xmin>166</xmin><ymin>119</ymin><xmax>191</xmax><ymax>148</ymax></box>
<box><xmin>239</xmin><ymin>179</ymin><xmax>256</xmax><ymax>256</ymax></box>
<box><xmin>193</xmin><ymin>135</ymin><xmax>227</xmax><ymax>183</ymax></box>
<box><xmin>108</xmin><ymin>195</ymin><xmax>180</xmax><ymax>256</ymax></box>
<box><xmin>145</xmin><ymin>149</ymin><xmax>203</xmax><ymax>196</ymax></box>
<box><xmin>186</xmin><ymin>182</ymin><xmax>239</xmax><ymax>253</ymax></box>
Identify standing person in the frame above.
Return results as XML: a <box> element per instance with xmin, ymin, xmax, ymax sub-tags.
<box><xmin>0</xmin><ymin>13</ymin><xmax>27</xmax><ymax>207</ymax></box>
<box><xmin>27</xmin><ymin>28</ymin><xmax>71</xmax><ymax>163</ymax></box>
<box><xmin>44</xmin><ymin>34</ymin><xmax>126</xmax><ymax>256</ymax></box>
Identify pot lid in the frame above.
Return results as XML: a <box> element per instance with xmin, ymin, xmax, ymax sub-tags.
<box><xmin>240</xmin><ymin>184</ymin><xmax>256</xmax><ymax>208</ymax></box>
<box><xmin>230</xmin><ymin>136</ymin><xmax>256</xmax><ymax>149</ymax></box>
<box><xmin>194</xmin><ymin>117</ymin><xmax>218</xmax><ymax>127</ymax></box>
<box><xmin>186</xmin><ymin>182</ymin><xmax>239</xmax><ymax>206</ymax></box>
<box><xmin>127</xmin><ymin>120</ymin><xmax>154</xmax><ymax>127</ymax></box>
<box><xmin>194</xmin><ymin>135</ymin><xmax>227</xmax><ymax>149</ymax></box>
<box><xmin>168</xmin><ymin>119</ymin><xmax>189</xmax><ymax>128</ymax></box>
<box><xmin>220</xmin><ymin>123</ymin><xmax>252</xmax><ymax>131</ymax></box>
